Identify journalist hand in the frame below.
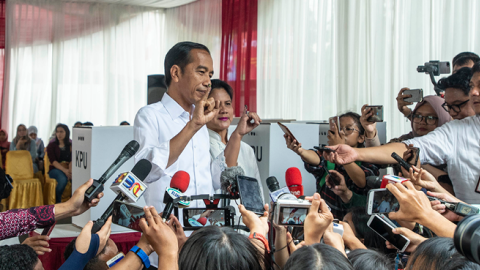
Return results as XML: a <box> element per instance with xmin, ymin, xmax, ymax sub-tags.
<box><xmin>76</xmin><ymin>216</ymin><xmax>112</xmax><ymax>255</ymax></box>
<box><xmin>396</xmin><ymin>88</ymin><xmax>413</xmax><ymax>116</ymax></box>
<box><xmin>322</xmin><ymin>144</ymin><xmax>358</xmax><ymax>165</ymax></box>
<box><xmin>304</xmin><ymin>193</ymin><xmax>334</xmax><ymax>245</ymax></box>
<box><xmin>22</xmin><ymin>235</ymin><xmax>51</xmax><ymax>255</ymax></box>
<box><xmin>387</xmin><ymin>181</ymin><xmax>435</xmax><ymax>224</ymax></box>
<box><xmin>385</xmin><ymin>227</ymin><xmax>426</xmax><ymax>253</ymax></box>
<box><xmin>239</xmin><ymin>204</ymin><xmax>269</xmax><ymax>236</ymax></box>
<box><xmin>327</xmin><ymin>122</ymin><xmax>345</xmax><ymax>146</ymax></box>
<box><xmin>360</xmin><ymin>104</ymin><xmax>377</xmax><ymax>139</ymax></box>
<box><xmin>55</xmin><ymin>178</ymin><xmax>104</xmax><ymax>220</ymax></box>
<box><xmin>139</xmin><ymin>206</ymin><xmax>178</xmax><ymax>258</ymax></box>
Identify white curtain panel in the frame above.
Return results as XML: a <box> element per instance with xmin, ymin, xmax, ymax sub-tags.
<box><xmin>258</xmin><ymin>0</ymin><xmax>480</xmax><ymax>140</ymax></box>
<box><xmin>3</xmin><ymin>0</ymin><xmax>221</xmax><ymax>141</ymax></box>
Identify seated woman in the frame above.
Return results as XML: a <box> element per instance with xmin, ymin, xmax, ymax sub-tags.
<box><xmin>10</xmin><ymin>124</ymin><xmax>38</xmax><ymax>173</ymax></box>
<box><xmin>206</xmin><ymin>79</ymin><xmax>263</xmax><ymax>222</ymax></box>
<box><xmin>0</xmin><ymin>129</ymin><xmax>10</xmax><ymax>169</ymax></box>
<box><xmin>362</xmin><ymin>96</ymin><xmax>453</xmax><ymax>191</ymax></box>
<box><xmin>285</xmin><ymin>112</ymin><xmax>379</xmax><ymax>219</ymax></box>
<box><xmin>46</xmin><ymin>124</ymin><xmax>72</xmax><ymax>203</ymax></box>
<box><xmin>28</xmin><ymin>126</ymin><xmax>45</xmax><ymax>172</ymax></box>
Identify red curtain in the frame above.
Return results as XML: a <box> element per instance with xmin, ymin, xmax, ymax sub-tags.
<box><xmin>220</xmin><ymin>0</ymin><xmax>257</xmax><ymax>116</ymax></box>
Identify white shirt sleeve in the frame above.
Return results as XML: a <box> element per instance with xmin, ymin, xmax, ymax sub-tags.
<box><xmin>402</xmin><ymin>121</ymin><xmax>456</xmax><ymax>166</ymax></box>
<box><xmin>134</xmin><ymin>107</ymin><xmax>180</xmax><ymax>182</ymax></box>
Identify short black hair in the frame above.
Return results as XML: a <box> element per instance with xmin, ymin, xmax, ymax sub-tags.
<box><xmin>437</xmin><ymin>67</ymin><xmax>472</xmax><ymax>96</ymax></box>
<box><xmin>347</xmin><ymin>249</ymin><xmax>395</xmax><ymax>270</ymax></box>
<box><xmin>179</xmin><ymin>226</ymin><xmax>269</xmax><ymax>270</ymax></box>
<box><xmin>74</xmin><ymin>121</ymin><xmax>82</xmax><ymax>126</ymax></box>
<box><xmin>472</xmin><ymin>61</ymin><xmax>480</xmax><ymax>76</ymax></box>
<box><xmin>406</xmin><ymin>237</ymin><xmax>461</xmax><ymax>270</ymax></box>
<box><xmin>284</xmin><ymin>243</ymin><xmax>353</xmax><ymax>270</ymax></box>
<box><xmin>453</xmin><ymin>52</ymin><xmax>479</xmax><ymax>68</ymax></box>
<box><xmin>0</xmin><ymin>244</ymin><xmax>39</xmax><ymax>270</ymax></box>
<box><xmin>210</xmin><ymin>79</ymin><xmax>233</xmax><ymax>100</ymax></box>
<box><xmin>119</xmin><ymin>121</ymin><xmax>130</xmax><ymax>125</ymax></box>
<box><xmin>83</xmin><ymin>122</ymin><xmax>94</xmax><ymax>127</ymax></box>
<box><xmin>164</xmin><ymin>42</ymin><xmax>210</xmax><ymax>87</ymax></box>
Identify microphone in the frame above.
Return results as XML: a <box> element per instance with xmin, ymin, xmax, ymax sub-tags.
<box><xmin>286</xmin><ymin>167</ymin><xmax>304</xmax><ymax>198</ymax></box>
<box><xmin>266</xmin><ymin>176</ymin><xmax>297</xmax><ymax>202</ymax></box>
<box><xmin>220</xmin><ymin>166</ymin><xmax>245</xmax><ymax>200</ymax></box>
<box><xmin>85</xmin><ymin>140</ymin><xmax>140</xmax><ymax>202</ymax></box>
<box><xmin>366</xmin><ymin>175</ymin><xmax>409</xmax><ymax>189</ymax></box>
<box><xmin>162</xmin><ymin>171</ymin><xmax>191</xmax><ymax>222</ymax></box>
<box><xmin>91</xmin><ymin>159</ymin><xmax>152</xmax><ymax>233</ymax></box>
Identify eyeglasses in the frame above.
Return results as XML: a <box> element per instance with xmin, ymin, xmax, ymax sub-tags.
<box><xmin>340</xmin><ymin>127</ymin><xmax>359</xmax><ymax>135</ymax></box>
<box><xmin>412</xmin><ymin>114</ymin><xmax>438</xmax><ymax>125</ymax></box>
<box><xmin>442</xmin><ymin>99</ymin><xmax>470</xmax><ymax>113</ymax></box>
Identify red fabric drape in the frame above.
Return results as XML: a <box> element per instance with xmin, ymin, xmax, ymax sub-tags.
<box><xmin>220</xmin><ymin>0</ymin><xmax>257</xmax><ymax>116</ymax></box>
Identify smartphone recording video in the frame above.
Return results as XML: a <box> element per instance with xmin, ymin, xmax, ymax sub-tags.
<box><xmin>182</xmin><ymin>208</ymin><xmax>231</xmax><ymax>230</ymax></box>
<box><xmin>112</xmin><ymin>201</ymin><xmax>145</xmax><ymax>232</ymax></box>
<box><xmin>367</xmin><ymin>214</ymin><xmax>410</xmax><ymax>252</ymax></box>
<box><xmin>366</xmin><ymin>106</ymin><xmax>384</xmax><ymax>122</ymax></box>
<box><xmin>367</xmin><ymin>189</ymin><xmax>399</xmax><ymax>215</ymax></box>
<box><xmin>237</xmin><ymin>175</ymin><xmax>265</xmax><ymax>215</ymax></box>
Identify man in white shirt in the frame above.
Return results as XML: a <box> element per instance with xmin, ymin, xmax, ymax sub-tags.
<box><xmin>322</xmin><ymin>61</ymin><xmax>480</xmax><ymax>204</ymax></box>
<box><xmin>134</xmin><ymin>42</ymin><xmax>222</xmax><ymax>268</ymax></box>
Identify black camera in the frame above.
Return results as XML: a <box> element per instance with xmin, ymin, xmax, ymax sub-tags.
<box><xmin>417</xmin><ymin>60</ymin><xmax>451</xmax><ymax>96</ymax></box>
<box><xmin>454</xmin><ymin>214</ymin><xmax>480</xmax><ymax>264</ymax></box>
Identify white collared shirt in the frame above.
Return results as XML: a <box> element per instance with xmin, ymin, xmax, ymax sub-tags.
<box><xmin>403</xmin><ymin>115</ymin><xmax>480</xmax><ymax>204</ymax></box>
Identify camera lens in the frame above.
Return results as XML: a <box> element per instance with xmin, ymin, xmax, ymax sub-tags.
<box><xmin>454</xmin><ymin>214</ymin><xmax>480</xmax><ymax>264</ymax></box>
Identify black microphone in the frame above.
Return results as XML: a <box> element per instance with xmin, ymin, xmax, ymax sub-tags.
<box><xmin>91</xmin><ymin>159</ymin><xmax>152</xmax><ymax>233</ymax></box>
<box><xmin>84</xmin><ymin>140</ymin><xmax>140</xmax><ymax>202</ymax></box>
<box><xmin>266</xmin><ymin>176</ymin><xmax>297</xmax><ymax>202</ymax></box>
<box><xmin>366</xmin><ymin>176</ymin><xmax>383</xmax><ymax>189</ymax></box>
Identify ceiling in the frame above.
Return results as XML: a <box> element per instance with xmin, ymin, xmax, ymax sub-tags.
<box><xmin>63</xmin><ymin>0</ymin><xmax>197</xmax><ymax>8</ymax></box>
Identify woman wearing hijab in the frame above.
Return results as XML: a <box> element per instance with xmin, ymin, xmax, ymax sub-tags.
<box><xmin>0</xmin><ymin>129</ymin><xmax>10</xmax><ymax>168</ymax></box>
<box><xmin>10</xmin><ymin>124</ymin><xmax>38</xmax><ymax>173</ymax></box>
<box><xmin>28</xmin><ymin>126</ymin><xmax>45</xmax><ymax>172</ymax></box>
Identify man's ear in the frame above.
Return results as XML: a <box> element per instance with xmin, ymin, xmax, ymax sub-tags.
<box><xmin>170</xmin><ymin>65</ymin><xmax>182</xmax><ymax>84</ymax></box>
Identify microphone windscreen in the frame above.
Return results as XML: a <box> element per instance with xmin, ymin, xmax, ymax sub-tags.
<box><xmin>220</xmin><ymin>166</ymin><xmax>245</xmax><ymax>192</ymax></box>
<box><xmin>131</xmin><ymin>159</ymin><xmax>152</xmax><ymax>181</ymax></box>
<box><xmin>171</xmin><ymin>171</ymin><xmax>190</xmax><ymax>192</ymax></box>
<box><xmin>123</xmin><ymin>140</ymin><xmax>140</xmax><ymax>157</ymax></box>
<box><xmin>286</xmin><ymin>167</ymin><xmax>302</xmax><ymax>186</ymax></box>
<box><xmin>197</xmin><ymin>217</ymin><xmax>207</xmax><ymax>226</ymax></box>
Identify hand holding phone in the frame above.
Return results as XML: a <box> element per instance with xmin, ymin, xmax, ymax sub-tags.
<box><xmin>403</xmin><ymin>89</ymin><xmax>423</xmax><ymax>103</ymax></box>
<box><xmin>365</xmin><ymin>105</ymin><xmax>384</xmax><ymax>122</ymax></box>
<box><xmin>237</xmin><ymin>175</ymin><xmax>265</xmax><ymax>214</ymax></box>
<box><xmin>367</xmin><ymin>214</ymin><xmax>410</xmax><ymax>252</ymax></box>
<box><xmin>313</xmin><ymin>146</ymin><xmax>336</xmax><ymax>153</ymax></box>
<box><xmin>403</xmin><ymin>146</ymin><xmax>420</xmax><ymax>167</ymax></box>
<box><xmin>391</xmin><ymin>152</ymin><xmax>412</xmax><ymax>172</ymax></box>
<box><xmin>329</xmin><ymin>116</ymin><xmax>341</xmax><ymax>133</ymax></box>
<box><xmin>278</xmin><ymin>122</ymin><xmax>299</xmax><ymax>144</ymax></box>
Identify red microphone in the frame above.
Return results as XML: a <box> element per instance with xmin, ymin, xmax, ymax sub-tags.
<box><xmin>162</xmin><ymin>171</ymin><xmax>190</xmax><ymax>222</ymax></box>
<box><xmin>197</xmin><ymin>217</ymin><xmax>207</xmax><ymax>226</ymax></box>
<box><xmin>286</xmin><ymin>167</ymin><xmax>303</xmax><ymax>198</ymax></box>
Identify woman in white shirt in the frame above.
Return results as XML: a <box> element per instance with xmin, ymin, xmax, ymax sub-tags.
<box><xmin>206</xmin><ymin>79</ymin><xmax>263</xmax><ymax>226</ymax></box>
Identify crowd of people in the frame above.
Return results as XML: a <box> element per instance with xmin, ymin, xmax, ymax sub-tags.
<box><xmin>0</xmin><ymin>42</ymin><xmax>480</xmax><ymax>270</ymax></box>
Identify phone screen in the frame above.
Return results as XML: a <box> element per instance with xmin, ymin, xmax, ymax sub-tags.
<box><xmin>182</xmin><ymin>208</ymin><xmax>230</xmax><ymax>230</ymax></box>
<box><xmin>278</xmin><ymin>206</ymin><xmax>308</xmax><ymax>226</ymax></box>
<box><xmin>366</xmin><ymin>106</ymin><xmax>384</xmax><ymax>122</ymax></box>
<box><xmin>369</xmin><ymin>189</ymin><xmax>399</xmax><ymax>214</ymax></box>
<box><xmin>112</xmin><ymin>201</ymin><xmax>145</xmax><ymax>232</ymax></box>
<box><xmin>237</xmin><ymin>176</ymin><xmax>265</xmax><ymax>214</ymax></box>
<box><xmin>368</xmin><ymin>215</ymin><xmax>408</xmax><ymax>251</ymax></box>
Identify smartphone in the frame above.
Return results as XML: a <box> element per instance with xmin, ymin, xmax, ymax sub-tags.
<box><xmin>313</xmin><ymin>146</ymin><xmax>336</xmax><ymax>153</ymax></box>
<box><xmin>365</xmin><ymin>105</ymin><xmax>384</xmax><ymax>122</ymax></box>
<box><xmin>391</xmin><ymin>152</ymin><xmax>412</xmax><ymax>172</ymax></box>
<box><xmin>367</xmin><ymin>214</ymin><xmax>410</xmax><ymax>252</ymax></box>
<box><xmin>237</xmin><ymin>175</ymin><xmax>265</xmax><ymax>214</ymax></box>
<box><xmin>112</xmin><ymin>201</ymin><xmax>145</xmax><ymax>232</ymax></box>
<box><xmin>406</xmin><ymin>147</ymin><xmax>420</xmax><ymax>166</ymax></box>
<box><xmin>328</xmin><ymin>116</ymin><xmax>341</xmax><ymax>133</ymax></box>
<box><xmin>41</xmin><ymin>222</ymin><xmax>56</xmax><ymax>236</ymax></box>
<box><xmin>277</xmin><ymin>205</ymin><xmax>309</xmax><ymax>226</ymax></box>
<box><xmin>182</xmin><ymin>208</ymin><xmax>231</xmax><ymax>230</ymax></box>
<box><xmin>278</xmin><ymin>122</ymin><xmax>299</xmax><ymax>143</ymax></box>
<box><xmin>367</xmin><ymin>188</ymin><xmax>400</xmax><ymax>214</ymax></box>
<box><xmin>403</xmin><ymin>89</ymin><xmax>423</xmax><ymax>103</ymax></box>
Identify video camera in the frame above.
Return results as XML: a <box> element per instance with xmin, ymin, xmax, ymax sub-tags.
<box><xmin>417</xmin><ymin>60</ymin><xmax>451</xmax><ymax>96</ymax></box>
<box><xmin>454</xmin><ymin>214</ymin><xmax>480</xmax><ymax>264</ymax></box>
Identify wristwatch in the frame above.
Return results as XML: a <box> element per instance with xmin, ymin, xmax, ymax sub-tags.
<box><xmin>130</xmin><ymin>245</ymin><xmax>150</xmax><ymax>268</ymax></box>
<box><xmin>249</xmin><ymin>232</ymin><xmax>270</xmax><ymax>252</ymax></box>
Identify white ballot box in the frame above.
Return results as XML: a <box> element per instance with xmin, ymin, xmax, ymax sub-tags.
<box><xmin>229</xmin><ymin>122</ymin><xmax>320</xmax><ymax>202</ymax></box>
<box><xmin>72</xmin><ymin>126</ymin><xmax>146</xmax><ymax>232</ymax></box>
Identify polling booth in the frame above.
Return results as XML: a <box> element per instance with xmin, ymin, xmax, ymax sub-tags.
<box><xmin>71</xmin><ymin>126</ymin><xmax>146</xmax><ymax>232</ymax></box>
<box><xmin>229</xmin><ymin>122</ymin><xmax>320</xmax><ymax>202</ymax></box>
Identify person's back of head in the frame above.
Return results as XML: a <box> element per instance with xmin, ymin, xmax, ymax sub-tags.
<box><xmin>284</xmin><ymin>243</ymin><xmax>353</xmax><ymax>270</ymax></box>
<box><xmin>347</xmin><ymin>249</ymin><xmax>395</xmax><ymax>270</ymax></box>
<box><xmin>438</xmin><ymin>67</ymin><xmax>473</xmax><ymax>96</ymax></box>
<box><xmin>0</xmin><ymin>244</ymin><xmax>41</xmax><ymax>270</ymax></box>
<box><xmin>441</xmin><ymin>255</ymin><xmax>480</xmax><ymax>270</ymax></box>
<box><xmin>178</xmin><ymin>226</ymin><xmax>267</xmax><ymax>270</ymax></box>
<box><xmin>453</xmin><ymin>52</ymin><xmax>480</xmax><ymax>71</ymax></box>
<box><xmin>406</xmin><ymin>237</ymin><xmax>466</xmax><ymax>270</ymax></box>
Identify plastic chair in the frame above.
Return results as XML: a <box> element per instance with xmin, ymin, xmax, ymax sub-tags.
<box><xmin>5</xmin><ymin>150</ymin><xmax>43</xmax><ymax>209</ymax></box>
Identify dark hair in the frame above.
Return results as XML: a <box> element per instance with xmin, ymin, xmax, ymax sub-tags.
<box><xmin>347</xmin><ymin>249</ymin><xmax>395</xmax><ymax>270</ymax></box>
<box><xmin>210</xmin><ymin>79</ymin><xmax>233</xmax><ymax>100</ymax></box>
<box><xmin>0</xmin><ymin>244</ymin><xmax>39</xmax><ymax>270</ymax></box>
<box><xmin>119</xmin><ymin>121</ymin><xmax>130</xmax><ymax>125</ymax></box>
<box><xmin>83</xmin><ymin>122</ymin><xmax>94</xmax><ymax>127</ymax></box>
<box><xmin>347</xmin><ymin>207</ymin><xmax>395</xmax><ymax>255</ymax></box>
<box><xmin>164</xmin><ymin>42</ymin><xmax>210</xmax><ymax>87</ymax></box>
<box><xmin>178</xmin><ymin>226</ymin><xmax>268</xmax><ymax>270</ymax></box>
<box><xmin>441</xmin><ymin>255</ymin><xmax>480</xmax><ymax>270</ymax></box>
<box><xmin>338</xmin><ymin>112</ymin><xmax>365</xmax><ymax>147</ymax></box>
<box><xmin>437</xmin><ymin>67</ymin><xmax>473</xmax><ymax>96</ymax></box>
<box><xmin>472</xmin><ymin>61</ymin><xmax>480</xmax><ymax>76</ymax></box>
<box><xmin>284</xmin><ymin>243</ymin><xmax>353</xmax><ymax>270</ymax></box>
<box><xmin>55</xmin><ymin>123</ymin><xmax>71</xmax><ymax>148</ymax></box>
<box><xmin>453</xmin><ymin>52</ymin><xmax>479</xmax><ymax>68</ymax></box>
<box><xmin>74</xmin><ymin>121</ymin><xmax>82</xmax><ymax>126</ymax></box>
<box><xmin>406</xmin><ymin>237</ymin><xmax>464</xmax><ymax>270</ymax></box>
